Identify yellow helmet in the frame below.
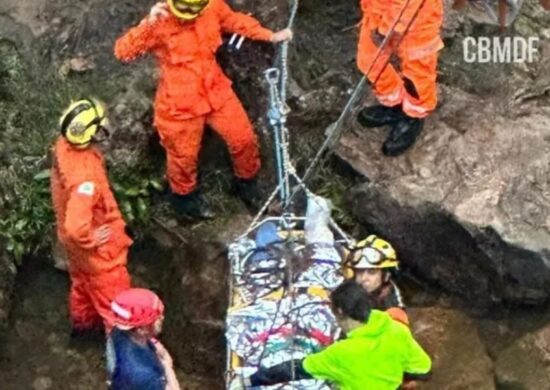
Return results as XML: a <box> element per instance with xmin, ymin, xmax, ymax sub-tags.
<box><xmin>59</xmin><ymin>98</ymin><xmax>109</xmax><ymax>147</ymax></box>
<box><xmin>167</xmin><ymin>0</ymin><xmax>210</xmax><ymax>21</ymax></box>
<box><xmin>349</xmin><ymin>235</ymin><xmax>399</xmax><ymax>270</ymax></box>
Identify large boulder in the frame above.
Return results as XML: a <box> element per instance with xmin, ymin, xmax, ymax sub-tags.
<box><xmin>495</xmin><ymin>322</ymin><xmax>550</xmax><ymax>388</ymax></box>
<box><xmin>336</xmin><ymin>2</ymin><xmax>550</xmax><ymax>307</ymax></box>
<box><xmin>341</xmin><ymin>89</ymin><xmax>550</xmax><ymax>306</ymax></box>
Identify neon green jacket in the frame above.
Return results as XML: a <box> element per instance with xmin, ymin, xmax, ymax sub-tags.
<box><xmin>302</xmin><ymin>310</ymin><xmax>431</xmax><ymax>390</ymax></box>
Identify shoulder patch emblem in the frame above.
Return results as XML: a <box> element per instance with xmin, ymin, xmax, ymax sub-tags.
<box><xmin>77</xmin><ymin>181</ymin><xmax>95</xmax><ymax>196</ymax></box>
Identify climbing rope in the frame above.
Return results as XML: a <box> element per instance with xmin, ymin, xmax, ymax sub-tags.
<box><xmin>246</xmin><ymin>0</ymin><xmax>354</xmax><ymax>243</ymax></box>
<box><xmin>279</xmin><ymin>0</ymin><xmax>300</xmax><ymax>104</ymax></box>
<box><xmin>264</xmin><ymin>0</ymin><xmax>300</xmax><ymax>206</ymax></box>
<box><xmin>228</xmin><ymin>0</ymin><xmax>428</xmax><ymax>385</ymax></box>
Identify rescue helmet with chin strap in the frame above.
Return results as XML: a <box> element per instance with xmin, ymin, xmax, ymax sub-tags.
<box><xmin>59</xmin><ymin>98</ymin><xmax>109</xmax><ymax>147</ymax></box>
<box><xmin>349</xmin><ymin>235</ymin><xmax>399</xmax><ymax>270</ymax></box>
<box><xmin>111</xmin><ymin>288</ymin><xmax>165</xmax><ymax>330</ymax></box>
<box><xmin>167</xmin><ymin>0</ymin><xmax>210</xmax><ymax>21</ymax></box>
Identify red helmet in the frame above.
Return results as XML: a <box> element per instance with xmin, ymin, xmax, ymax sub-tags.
<box><xmin>111</xmin><ymin>288</ymin><xmax>165</xmax><ymax>329</ymax></box>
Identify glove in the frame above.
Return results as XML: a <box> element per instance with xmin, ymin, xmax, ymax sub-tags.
<box><xmin>148</xmin><ymin>2</ymin><xmax>169</xmax><ymax>23</ymax></box>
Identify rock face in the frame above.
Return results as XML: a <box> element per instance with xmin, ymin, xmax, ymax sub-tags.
<box><xmin>410</xmin><ymin>306</ymin><xmax>495</xmax><ymax>389</ymax></box>
<box><xmin>337</xmin><ymin>3</ymin><xmax>550</xmax><ymax>307</ymax></box>
<box><xmin>0</xmin><ymin>247</ymin><xmax>16</xmax><ymax>329</ymax></box>
<box><xmin>495</xmin><ymin>323</ymin><xmax>550</xmax><ymax>388</ymax></box>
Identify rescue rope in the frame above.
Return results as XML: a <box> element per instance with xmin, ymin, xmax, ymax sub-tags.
<box><xmin>265</xmin><ymin>0</ymin><xmax>300</xmax><ymax>206</ymax></box>
<box><xmin>279</xmin><ymin>0</ymin><xmax>300</xmax><ymax>104</ymax></box>
<box><xmin>228</xmin><ymin>0</ymin><xmax>430</xmax><ymax>386</ymax></box>
<box><xmin>242</xmin><ymin>0</ymin><xmax>353</xmax><ymax>245</ymax></box>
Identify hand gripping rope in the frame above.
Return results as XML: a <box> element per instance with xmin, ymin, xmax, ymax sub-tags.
<box><xmin>227</xmin><ymin>2</ymin><xmax>352</xmax><ymax>388</ymax></box>
<box><xmin>228</xmin><ymin>0</ymin><xmax>428</xmax><ymax>386</ymax></box>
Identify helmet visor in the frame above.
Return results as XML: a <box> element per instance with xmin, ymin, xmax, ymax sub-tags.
<box><xmin>353</xmin><ymin>247</ymin><xmax>384</xmax><ymax>267</ymax></box>
<box><xmin>349</xmin><ymin>247</ymin><xmax>399</xmax><ymax>270</ymax></box>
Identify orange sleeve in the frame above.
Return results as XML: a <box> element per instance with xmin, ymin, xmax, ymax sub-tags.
<box><xmin>379</xmin><ymin>0</ymin><xmax>424</xmax><ymax>35</ymax></box>
<box><xmin>64</xmin><ymin>182</ymin><xmax>100</xmax><ymax>249</ymax></box>
<box><xmin>386</xmin><ymin>307</ymin><xmax>410</xmax><ymax>326</ymax></box>
<box><xmin>114</xmin><ymin>18</ymin><xmax>162</xmax><ymax>63</ymax></box>
<box><xmin>103</xmin><ymin>189</ymin><xmax>126</xmax><ymax>228</ymax></box>
<box><xmin>216</xmin><ymin>0</ymin><xmax>273</xmax><ymax>41</ymax></box>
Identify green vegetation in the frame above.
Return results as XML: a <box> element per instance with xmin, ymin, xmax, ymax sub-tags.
<box><xmin>0</xmin><ymin>40</ymin><xmax>147</xmax><ymax>262</ymax></box>
<box><xmin>314</xmin><ymin>163</ymin><xmax>358</xmax><ymax>233</ymax></box>
<box><xmin>111</xmin><ymin>171</ymin><xmax>164</xmax><ymax>226</ymax></box>
<box><xmin>0</xmin><ymin>35</ymin><xmax>359</xmax><ymax>264</ymax></box>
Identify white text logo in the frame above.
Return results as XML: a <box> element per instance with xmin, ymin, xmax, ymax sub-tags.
<box><xmin>463</xmin><ymin>37</ymin><xmax>539</xmax><ymax>63</ymax></box>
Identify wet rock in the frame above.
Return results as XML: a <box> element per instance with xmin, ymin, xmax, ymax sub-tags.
<box><xmin>58</xmin><ymin>56</ymin><xmax>96</xmax><ymax>77</ymax></box>
<box><xmin>104</xmin><ymin>71</ymin><xmax>158</xmax><ymax>170</ymax></box>
<box><xmin>341</xmin><ymin>85</ymin><xmax>550</xmax><ymax>307</ymax></box>
<box><xmin>338</xmin><ymin>2</ymin><xmax>550</xmax><ymax>306</ymax></box>
<box><xmin>495</xmin><ymin>322</ymin><xmax>550</xmax><ymax>389</ymax></box>
<box><xmin>410</xmin><ymin>306</ymin><xmax>495</xmax><ymax>389</ymax></box>
<box><xmin>0</xmin><ymin>0</ymin><xmax>48</xmax><ymax>38</ymax></box>
<box><xmin>158</xmin><ymin>237</ymin><xmax>228</xmax><ymax>386</ymax></box>
<box><xmin>0</xmin><ymin>250</ymin><xmax>16</xmax><ymax>328</ymax></box>
<box><xmin>32</xmin><ymin>377</ymin><xmax>52</xmax><ymax>390</ymax></box>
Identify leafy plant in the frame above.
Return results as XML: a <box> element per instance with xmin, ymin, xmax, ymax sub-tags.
<box><xmin>112</xmin><ymin>175</ymin><xmax>164</xmax><ymax>226</ymax></box>
<box><xmin>314</xmin><ymin>164</ymin><xmax>356</xmax><ymax>230</ymax></box>
<box><xmin>0</xmin><ymin>39</ymin><xmax>137</xmax><ymax>263</ymax></box>
<box><xmin>0</xmin><ymin>169</ymin><xmax>53</xmax><ymax>265</ymax></box>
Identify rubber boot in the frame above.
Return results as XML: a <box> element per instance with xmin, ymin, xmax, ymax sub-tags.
<box><xmin>357</xmin><ymin>104</ymin><xmax>404</xmax><ymax>128</ymax></box>
<box><xmin>168</xmin><ymin>191</ymin><xmax>215</xmax><ymax>219</ymax></box>
<box><xmin>235</xmin><ymin>178</ymin><xmax>262</xmax><ymax>210</ymax></box>
<box><xmin>382</xmin><ymin>116</ymin><xmax>424</xmax><ymax>156</ymax></box>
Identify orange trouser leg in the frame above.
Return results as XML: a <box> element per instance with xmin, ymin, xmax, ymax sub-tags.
<box><xmin>206</xmin><ymin>91</ymin><xmax>261</xmax><ymax>180</ymax></box>
<box><xmin>69</xmin><ymin>272</ymin><xmax>103</xmax><ymax>330</ymax></box>
<box><xmin>358</xmin><ymin>26</ymin><xmax>404</xmax><ymax>107</ymax></box>
<box><xmin>399</xmin><ymin>51</ymin><xmax>439</xmax><ymax>118</ymax></box>
<box><xmin>87</xmin><ymin>263</ymin><xmax>131</xmax><ymax>332</ymax></box>
<box><xmin>69</xmin><ymin>251</ymin><xmax>130</xmax><ymax>332</ymax></box>
<box><xmin>155</xmin><ymin>115</ymin><xmax>206</xmax><ymax>195</ymax></box>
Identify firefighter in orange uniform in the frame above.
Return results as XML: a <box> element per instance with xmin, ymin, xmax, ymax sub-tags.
<box><xmin>114</xmin><ymin>0</ymin><xmax>292</xmax><ymax>218</ymax></box>
<box><xmin>51</xmin><ymin>99</ymin><xmax>133</xmax><ymax>334</ymax></box>
<box><xmin>356</xmin><ymin>0</ymin><xmax>443</xmax><ymax>156</ymax></box>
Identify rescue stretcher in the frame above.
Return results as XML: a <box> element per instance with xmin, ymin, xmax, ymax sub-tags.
<box><xmin>224</xmin><ymin>213</ymin><xmax>351</xmax><ymax>389</ymax></box>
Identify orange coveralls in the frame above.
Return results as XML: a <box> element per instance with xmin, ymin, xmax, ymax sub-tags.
<box><xmin>51</xmin><ymin>138</ymin><xmax>132</xmax><ymax>331</ymax></box>
<box><xmin>358</xmin><ymin>0</ymin><xmax>443</xmax><ymax>118</ymax></box>
<box><xmin>114</xmin><ymin>0</ymin><xmax>274</xmax><ymax>195</ymax></box>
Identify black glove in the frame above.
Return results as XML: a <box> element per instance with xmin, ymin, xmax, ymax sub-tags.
<box><xmin>250</xmin><ymin>359</ymin><xmax>313</xmax><ymax>387</ymax></box>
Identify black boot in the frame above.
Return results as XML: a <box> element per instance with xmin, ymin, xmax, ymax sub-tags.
<box><xmin>357</xmin><ymin>104</ymin><xmax>404</xmax><ymax>128</ymax></box>
<box><xmin>235</xmin><ymin>178</ymin><xmax>262</xmax><ymax>210</ymax></box>
<box><xmin>382</xmin><ymin>116</ymin><xmax>424</xmax><ymax>156</ymax></box>
<box><xmin>168</xmin><ymin>191</ymin><xmax>215</xmax><ymax>219</ymax></box>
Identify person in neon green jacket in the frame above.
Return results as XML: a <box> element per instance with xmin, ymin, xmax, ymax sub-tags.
<box><xmin>246</xmin><ymin>280</ymin><xmax>432</xmax><ymax>389</ymax></box>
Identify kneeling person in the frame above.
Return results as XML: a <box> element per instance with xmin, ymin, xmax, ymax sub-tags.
<box><xmin>246</xmin><ymin>280</ymin><xmax>432</xmax><ymax>389</ymax></box>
